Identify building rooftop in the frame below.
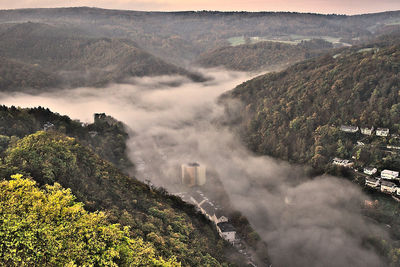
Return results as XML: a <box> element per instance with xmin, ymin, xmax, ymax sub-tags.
<box><xmin>381</xmin><ymin>180</ymin><xmax>396</xmax><ymax>187</ymax></box>
<box><xmin>215</xmin><ymin>209</ymin><xmax>225</xmax><ymax>218</ymax></box>
<box><xmin>191</xmin><ymin>191</ymin><xmax>205</xmax><ymax>204</ymax></box>
<box><xmin>382</xmin><ymin>169</ymin><xmax>399</xmax><ymax>175</ymax></box>
<box><xmin>340</xmin><ymin>125</ymin><xmax>359</xmax><ymax>131</ymax></box>
<box><xmin>217</xmin><ymin>222</ymin><xmax>236</xmax><ymax>233</ymax></box>
<box><xmin>200</xmin><ymin>201</ymin><xmax>216</xmax><ymax>216</ymax></box>
<box><xmin>365</xmin><ymin>177</ymin><xmax>379</xmax><ymax>183</ymax></box>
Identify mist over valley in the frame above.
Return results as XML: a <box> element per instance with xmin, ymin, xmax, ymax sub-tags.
<box><xmin>0</xmin><ymin>5</ymin><xmax>400</xmax><ymax>267</ymax></box>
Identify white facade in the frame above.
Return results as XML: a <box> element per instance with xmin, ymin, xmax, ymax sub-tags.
<box><xmin>217</xmin><ymin>222</ymin><xmax>236</xmax><ymax>244</ymax></box>
<box><xmin>365</xmin><ymin>177</ymin><xmax>380</xmax><ymax>188</ymax></box>
<box><xmin>340</xmin><ymin>125</ymin><xmax>359</xmax><ymax>133</ymax></box>
<box><xmin>363</xmin><ymin>167</ymin><xmax>377</xmax><ymax>176</ymax></box>
<box><xmin>361</xmin><ymin>127</ymin><xmax>374</xmax><ymax>135</ymax></box>
<box><xmin>376</xmin><ymin>128</ymin><xmax>389</xmax><ymax>137</ymax></box>
<box><xmin>381</xmin><ymin>170</ymin><xmax>399</xmax><ymax>180</ymax></box>
<box><xmin>332</xmin><ymin>158</ymin><xmax>353</xmax><ymax>167</ymax></box>
<box><xmin>220</xmin><ymin>231</ymin><xmax>236</xmax><ymax>243</ymax></box>
<box><xmin>43</xmin><ymin>122</ymin><xmax>54</xmax><ymax>131</ymax></box>
<box><xmin>181</xmin><ymin>163</ymin><xmax>206</xmax><ymax>187</ymax></box>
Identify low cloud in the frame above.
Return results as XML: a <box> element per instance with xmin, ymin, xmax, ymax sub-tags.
<box><xmin>0</xmin><ymin>68</ymin><xmax>389</xmax><ymax>266</ymax></box>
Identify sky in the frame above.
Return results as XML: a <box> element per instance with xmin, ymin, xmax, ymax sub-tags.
<box><xmin>0</xmin><ymin>0</ymin><xmax>399</xmax><ymax>15</ymax></box>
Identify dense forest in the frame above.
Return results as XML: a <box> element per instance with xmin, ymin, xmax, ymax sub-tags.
<box><xmin>0</xmin><ymin>129</ymin><xmax>246</xmax><ymax>266</ymax></box>
<box><xmin>0</xmin><ymin>175</ymin><xmax>178</xmax><ymax>266</ymax></box>
<box><xmin>196</xmin><ymin>39</ymin><xmax>333</xmax><ymax>72</ymax></box>
<box><xmin>0</xmin><ymin>22</ymin><xmax>204</xmax><ymax>91</ymax></box>
<box><xmin>225</xmin><ymin>40</ymin><xmax>400</xmax><ymax>172</ymax></box>
<box><xmin>0</xmin><ymin>8</ymin><xmax>398</xmax><ymax>67</ymax></box>
<box><xmin>0</xmin><ymin>105</ymin><xmax>131</xmax><ymax>171</ymax></box>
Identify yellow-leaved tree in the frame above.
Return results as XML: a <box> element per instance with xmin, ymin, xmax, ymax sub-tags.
<box><xmin>0</xmin><ymin>174</ymin><xmax>180</xmax><ymax>267</ymax></box>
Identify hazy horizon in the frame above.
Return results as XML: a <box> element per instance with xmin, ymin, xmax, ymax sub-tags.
<box><xmin>0</xmin><ymin>0</ymin><xmax>399</xmax><ymax>15</ymax></box>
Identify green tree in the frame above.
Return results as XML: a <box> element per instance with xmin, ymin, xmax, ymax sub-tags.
<box><xmin>0</xmin><ymin>174</ymin><xmax>179</xmax><ymax>266</ymax></box>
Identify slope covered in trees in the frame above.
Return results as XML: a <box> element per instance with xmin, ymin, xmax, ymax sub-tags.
<box><xmin>0</xmin><ymin>22</ymin><xmax>203</xmax><ymax>91</ymax></box>
<box><xmin>0</xmin><ymin>131</ymin><xmax>243</xmax><ymax>266</ymax></box>
<box><xmin>196</xmin><ymin>39</ymin><xmax>333</xmax><ymax>72</ymax></box>
<box><xmin>0</xmin><ymin>105</ymin><xmax>131</xmax><ymax>171</ymax></box>
<box><xmin>225</xmin><ymin>41</ymin><xmax>400</xmax><ymax>172</ymax></box>
<box><xmin>0</xmin><ymin>8</ymin><xmax>398</xmax><ymax>66</ymax></box>
<box><xmin>0</xmin><ymin>175</ymin><xmax>178</xmax><ymax>266</ymax></box>
<box><xmin>0</xmin><ymin>57</ymin><xmax>59</xmax><ymax>91</ymax></box>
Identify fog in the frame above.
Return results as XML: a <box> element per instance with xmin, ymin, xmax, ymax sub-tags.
<box><xmin>0</xmin><ymin>68</ymin><xmax>389</xmax><ymax>267</ymax></box>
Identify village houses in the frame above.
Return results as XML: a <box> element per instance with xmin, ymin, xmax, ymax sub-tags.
<box><xmin>381</xmin><ymin>169</ymin><xmax>399</xmax><ymax>180</ymax></box>
<box><xmin>376</xmin><ymin>128</ymin><xmax>389</xmax><ymax>137</ymax></box>
<box><xmin>363</xmin><ymin>167</ymin><xmax>377</xmax><ymax>176</ymax></box>
<box><xmin>340</xmin><ymin>125</ymin><xmax>359</xmax><ymax>133</ymax></box>
<box><xmin>361</xmin><ymin>127</ymin><xmax>374</xmax><ymax>135</ymax></box>
<box><xmin>380</xmin><ymin>180</ymin><xmax>397</xmax><ymax>194</ymax></box>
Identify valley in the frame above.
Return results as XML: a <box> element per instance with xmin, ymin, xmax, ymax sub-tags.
<box><xmin>0</xmin><ymin>6</ymin><xmax>400</xmax><ymax>267</ymax></box>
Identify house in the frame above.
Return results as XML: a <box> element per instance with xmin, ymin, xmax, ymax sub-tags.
<box><xmin>376</xmin><ymin>128</ymin><xmax>389</xmax><ymax>137</ymax></box>
<box><xmin>181</xmin><ymin>163</ymin><xmax>206</xmax><ymax>187</ymax></box>
<box><xmin>363</xmin><ymin>167</ymin><xmax>377</xmax><ymax>176</ymax></box>
<box><xmin>212</xmin><ymin>209</ymin><xmax>229</xmax><ymax>225</ymax></box>
<box><xmin>43</xmin><ymin>122</ymin><xmax>55</xmax><ymax>131</ymax></box>
<box><xmin>340</xmin><ymin>125</ymin><xmax>359</xmax><ymax>133</ymax></box>
<box><xmin>332</xmin><ymin>157</ymin><xmax>354</xmax><ymax>167</ymax></box>
<box><xmin>361</xmin><ymin>127</ymin><xmax>374</xmax><ymax>135</ymax></box>
<box><xmin>365</xmin><ymin>177</ymin><xmax>380</xmax><ymax>188</ymax></box>
<box><xmin>380</xmin><ymin>180</ymin><xmax>397</xmax><ymax>194</ymax></box>
<box><xmin>217</xmin><ymin>222</ymin><xmax>236</xmax><ymax>244</ymax></box>
<box><xmin>381</xmin><ymin>170</ymin><xmax>399</xmax><ymax>180</ymax></box>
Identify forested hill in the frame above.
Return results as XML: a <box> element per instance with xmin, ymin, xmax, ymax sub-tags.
<box><xmin>0</xmin><ymin>22</ymin><xmax>204</xmax><ymax>91</ymax></box>
<box><xmin>225</xmin><ymin>41</ymin><xmax>400</xmax><ymax>171</ymax></box>
<box><xmin>0</xmin><ymin>8</ymin><xmax>399</xmax><ymax>66</ymax></box>
<box><xmin>0</xmin><ymin>105</ymin><xmax>132</xmax><ymax>171</ymax></box>
<box><xmin>195</xmin><ymin>39</ymin><xmax>333</xmax><ymax>72</ymax></box>
<box><xmin>0</xmin><ymin>109</ymin><xmax>246</xmax><ymax>265</ymax></box>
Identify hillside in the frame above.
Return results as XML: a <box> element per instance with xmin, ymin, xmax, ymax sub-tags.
<box><xmin>225</xmin><ymin>41</ymin><xmax>400</xmax><ymax>172</ymax></box>
<box><xmin>0</xmin><ymin>22</ymin><xmax>204</xmax><ymax>91</ymax></box>
<box><xmin>0</xmin><ymin>175</ymin><xmax>178</xmax><ymax>266</ymax></box>
<box><xmin>0</xmin><ymin>105</ymin><xmax>132</xmax><ymax>171</ymax></box>
<box><xmin>0</xmin><ymin>8</ymin><xmax>398</xmax><ymax>66</ymax></box>
<box><xmin>195</xmin><ymin>39</ymin><xmax>333</xmax><ymax>72</ymax></box>
<box><xmin>0</xmin><ymin>131</ymin><xmax>246</xmax><ymax>266</ymax></box>
<box><xmin>0</xmin><ymin>57</ymin><xmax>60</xmax><ymax>91</ymax></box>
